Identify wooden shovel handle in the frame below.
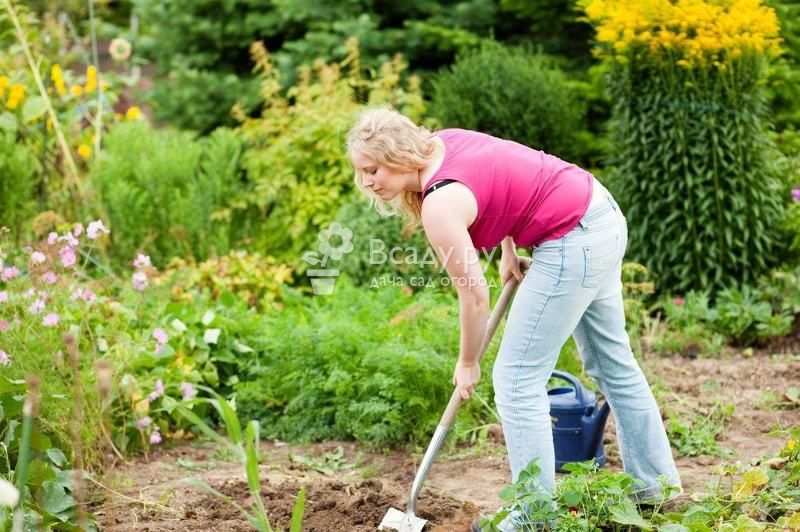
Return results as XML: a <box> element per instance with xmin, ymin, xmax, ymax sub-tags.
<box><xmin>438</xmin><ymin>271</ymin><xmax>523</xmax><ymax>430</ymax></box>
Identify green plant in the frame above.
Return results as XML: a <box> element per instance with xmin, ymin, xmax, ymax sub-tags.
<box><xmin>165</xmin><ymin>251</ymin><xmax>293</xmax><ymax>309</ymax></box>
<box><xmin>430</xmin><ymin>43</ymin><xmax>587</xmax><ymax>161</ymax></box>
<box><xmin>333</xmin><ymin>196</ymin><xmax>449</xmax><ymax>290</ymax></box>
<box><xmin>90</xmin><ymin>122</ymin><xmax>250</xmax><ymax>267</ymax></box>
<box><xmin>175</xmin><ymin>387</ymin><xmax>306</xmax><ymax>532</ymax></box>
<box><xmin>661</xmin><ymin>429</ymin><xmax>800</xmax><ymax>529</ymax></box>
<box><xmin>0</xmin><ymin>376</ymin><xmax>94</xmax><ymax>530</ymax></box>
<box><xmin>0</xmin><ymin>132</ymin><xmax>38</xmax><ymax>241</ymax></box>
<box><xmin>584</xmin><ymin>0</ymin><xmax>789</xmax><ymax>294</ymax></box>
<box><xmin>665</xmin><ymin>400</ymin><xmax>735</xmax><ymax>457</ymax></box>
<box><xmin>236</xmin><ymin>39</ymin><xmax>425</xmax><ymax>267</ymax></box>
<box><xmin>481</xmin><ymin>458</ymin><xmax>679</xmax><ymax>531</ymax></box>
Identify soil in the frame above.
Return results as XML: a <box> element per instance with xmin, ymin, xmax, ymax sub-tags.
<box><xmin>93</xmin><ymin>350</ymin><xmax>799</xmax><ymax>531</ymax></box>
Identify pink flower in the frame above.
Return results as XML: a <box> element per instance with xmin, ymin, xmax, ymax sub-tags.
<box><xmin>86</xmin><ymin>220</ymin><xmax>110</xmax><ymax>240</ymax></box>
<box><xmin>30</xmin><ymin>251</ymin><xmax>46</xmax><ymax>264</ymax></box>
<box><xmin>70</xmin><ymin>287</ymin><xmax>96</xmax><ymax>303</ymax></box>
<box><xmin>73</xmin><ymin>223</ymin><xmax>83</xmax><ymax>237</ymax></box>
<box><xmin>133</xmin><ymin>253</ymin><xmax>151</xmax><ymax>269</ymax></box>
<box><xmin>57</xmin><ymin>233</ymin><xmax>79</xmax><ymax>247</ymax></box>
<box><xmin>153</xmin><ymin>328</ymin><xmax>168</xmax><ymax>344</ymax></box>
<box><xmin>59</xmin><ymin>247</ymin><xmax>77</xmax><ymax>268</ymax></box>
<box><xmin>0</xmin><ymin>320</ymin><xmax>8</xmax><ymax>331</ymax></box>
<box><xmin>42</xmin><ymin>313</ymin><xmax>60</xmax><ymax>327</ymax></box>
<box><xmin>1</xmin><ymin>267</ymin><xmax>19</xmax><ymax>281</ymax></box>
<box><xmin>42</xmin><ymin>271</ymin><xmax>58</xmax><ymax>285</ymax></box>
<box><xmin>149</xmin><ymin>429</ymin><xmax>162</xmax><ymax>445</ymax></box>
<box><xmin>674</xmin><ymin>297</ymin><xmax>685</xmax><ymax>306</ymax></box>
<box><xmin>29</xmin><ymin>299</ymin><xmax>45</xmax><ymax>314</ymax></box>
<box><xmin>132</xmin><ymin>271</ymin><xmax>148</xmax><ymax>291</ymax></box>
<box><xmin>0</xmin><ymin>350</ymin><xmax>9</xmax><ymax>366</ymax></box>
<box><xmin>180</xmin><ymin>382</ymin><xmax>196</xmax><ymax>400</ymax></box>
<box><xmin>137</xmin><ymin>416</ymin><xmax>151</xmax><ymax>429</ymax></box>
<box><xmin>47</xmin><ymin>232</ymin><xmax>58</xmax><ymax>246</ymax></box>
<box><xmin>792</xmin><ymin>188</ymin><xmax>800</xmax><ymax>202</ymax></box>
<box><xmin>147</xmin><ymin>379</ymin><xmax>164</xmax><ymax>402</ymax></box>
<box><xmin>0</xmin><ymin>291</ymin><xmax>7</xmax><ymax>303</ymax></box>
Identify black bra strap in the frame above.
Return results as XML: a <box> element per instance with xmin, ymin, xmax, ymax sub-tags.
<box><xmin>422</xmin><ymin>179</ymin><xmax>458</xmax><ymax>200</ymax></box>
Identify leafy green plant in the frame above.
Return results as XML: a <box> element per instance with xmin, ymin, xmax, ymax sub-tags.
<box><xmin>430</xmin><ymin>43</ymin><xmax>587</xmax><ymax>161</ymax></box>
<box><xmin>90</xmin><ymin>122</ymin><xmax>250</xmax><ymax>267</ymax></box>
<box><xmin>0</xmin><ymin>132</ymin><xmax>38</xmax><ymax>242</ymax></box>
<box><xmin>481</xmin><ymin>458</ymin><xmax>679</xmax><ymax>531</ymax></box>
<box><xmin>584</xmin><ymin>0</ymin><xmax>789</xmax><ymax>294</ymax></box>
<box><xmin>665</xmin><ymin>400</ymin><xmax>735</xmax><ymax>457</ymax></box>
<box><xmin>175</xmin><ymin>387</ymin><xmax>305</xmax><ymax>532</ymax></box>
<box><xmin>165</xmin><ymin>251</ymin><xmax>293</xmax><ymax>309</ymax></box>
<box><xmin>236</xmin><ymin>39</ymin><xmax>425</xmax><ymax>267</ymax></box>
<box><xmin>0</xmin><ymin>376</ymin><xmax>94</xmax><ymax>530</ymax></box>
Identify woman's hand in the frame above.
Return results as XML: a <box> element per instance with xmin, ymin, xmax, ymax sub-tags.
<box><xmin>453</xmin><ymin>360</ymin><xmax>480</xmax><ymax>400</ymax></box>
<box><xmin>499</xmin><ymin>253</ymin><xmax>532</xmax><ymax>286</ymax></box>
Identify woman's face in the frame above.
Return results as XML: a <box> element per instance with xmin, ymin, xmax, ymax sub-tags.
<box><xmin>350</xmin><ymin>151</ymin><xmax>417</xmax><ymax>201</ymax></box>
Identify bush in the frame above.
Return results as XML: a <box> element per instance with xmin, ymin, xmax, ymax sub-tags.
<box><xmin>584</xmin><ymin>0</ymin><xmax>789</xmax><ymax>294</ymax></box>
<box><xmin>0</xmin><ymin>132</ymin><xmax>38</xmax><ymax>240</ymax></box>
<box><xmin>332</xmin><ymin>196</ymin><xmax>449</xmax><ymax>290</ymax></box>
<box><xmin>90</xmin><ymin>122</ymin><xmax>252</xmax><ymax>267</ymax></box>
<box><xmin>232</xmin><ymin>278</ymin><xmax>501</xmax><ymax>446</ymax></box>
<box><xmin>236</xmin><ymin>39</ymin><xmax>425</xmax><ymax>268</ymax></box>
<box><xmin>430</xmin><ymin>44</ymin><xmax>586</xmax><ymax>161</ymax></box>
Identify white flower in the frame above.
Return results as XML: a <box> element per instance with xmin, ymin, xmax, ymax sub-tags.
<box><xmin>0</xmin><ymin>478</ymin><xmax>19</xmax><ymax>507</ymax></box>
<box><xmin>58</xmin><ymin>233</ymin><xmax>79</xmax><ymax>247</ymax></box>
<box><xmin>109</xmin><ymin>38</ymin><xmax>132</xmax><ymax>62</ymax></box>
<box><xmin>132</xmin><ymin>271</ymin><xmax>148</xmax><ymax>291</ymax></box>
<box><xmin>133</xmin><ymin>253</ymin><xmax>151</xmax><ymax>269</ymax></box>
<box><xmin>30</xmin><ymin>251</ymin><xmax>46</xmax><ymax>264</ymax></box>
<box><xmin>47</xmin><ymin>232</ymin><xmax>58</xmax><ymax>246</ymax></box>
<box><xmin>86</xmin><ymin>220</ymin><xmax>110</xmax><ymax>240</ymax></box>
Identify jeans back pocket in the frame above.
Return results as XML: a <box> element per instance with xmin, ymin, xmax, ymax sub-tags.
<box><xmin>582</xmin><ymin>235</ymin><xmax>620</xmax><ymax>288</ymax></box>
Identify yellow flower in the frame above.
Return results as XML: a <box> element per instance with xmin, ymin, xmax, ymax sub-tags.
<box><xmin>0</xmin><ymin>76</ymin><xmax>8</xmax><ymax>89</ymax></box>
<box><xmin>788</xmin><ymin>438</ymin><xmax>796</xmax><ymax>451</ymax></box>
<box><xmin>70</xmin><ymin>85</ymin><xmax>83</xmax><ymax>97</ymax></box>
<box><xmin>84</xmin><ymin>65</ymin><xmax>97</xmax><ymax>93</ymax></box>
<box><xmin>77</xmin><ymin>144</ymin><xmax>92</xmax><ymax>160</ymax></box>
<box><xmin>5</xmin><ymin>83</ymin><xmax>25</xmax><ymax>110</ymax></box>
<box><xmin>125</xmin><ymin>106</ymin><xmax>141</xmax><ymax>120</ymax></box>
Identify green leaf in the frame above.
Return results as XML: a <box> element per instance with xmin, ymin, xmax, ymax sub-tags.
<box><xmin>290</xmin><ymin>487</ymin><xmax>306</xmax><ymax>532</ymax></box>
<box><xmin>0</xmin><ymin>112</ymin><xmax>17</xmax><ymax>132</ymax></box>
<box><xmin>609</xmin><ymin>498</ymin><xmax>652</xmax><ymax>530</ymax></box>
<box><xmin>204</xmin><ymin>328</ymin><xmax>221</xmax><ymax>344</ymax></box>
<box><xmin>22</xmin><ymin>96</ymin><xmax>47</xmax><ymax>123</ymax></box>
<box><xmin>40</xmin><ymin>480</ymin><xmax>76</xmax><ymax>519</ymax></box>
<box><xmin>45</xmin><ymin>448</ymin><xmax>67</xmax><ymax>468</ymax></box>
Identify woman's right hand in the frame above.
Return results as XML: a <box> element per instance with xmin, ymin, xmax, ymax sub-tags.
<box><xmin>499</xmin><ymin>253</ymin><xmax>531</xmax><ymax>285</ymax></box>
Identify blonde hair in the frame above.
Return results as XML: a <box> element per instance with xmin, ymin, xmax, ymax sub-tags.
<box><xmin>346</xmin><ymin>106</ymin><xmax>439</xmax><ymax>233</ymax></box>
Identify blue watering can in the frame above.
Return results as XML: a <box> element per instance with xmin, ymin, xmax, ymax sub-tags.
<box><xmin>548</xmin><ymin>370</ymin><xmax>611</xmax><ymax>472</ymax></box>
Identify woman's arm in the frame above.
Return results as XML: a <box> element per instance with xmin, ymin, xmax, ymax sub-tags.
<box><xmin>422</xmin><ymin>195</ymin><xmax>489</xmax><ymax>399</ymax></box>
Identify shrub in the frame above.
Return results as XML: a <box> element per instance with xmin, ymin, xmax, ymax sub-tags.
<box><xmin>0</xmin><ymin>132</ymin><xmax>38</xmax><ymax>240</ymax></box>
<box><xmin>236</xmin><ymin>39</ymin><xmax>426</xmax><ymax>268</ymax></box>
<box><xmin>332</xmin><ymin>196</ymin><xmax>449</xmax><ymax>290</ymax></box>
<box><xmin>90</xmin><ymin>122</ymin><xmax>251</xmax><ymax>267</ymax></box>
<box><xmin>583</xmin><ymin>0</ymin><xmax>788</xmax><ymax>293</ymax></box>
<box><xmin>430</xmin><ymin>43</ymin><xmax>586</xmax><ymax>161</ymax></box>
<box><xmin>232</xmin><ymin>278</ymin><xmax>501</xmax><ymax>446</ymax></box>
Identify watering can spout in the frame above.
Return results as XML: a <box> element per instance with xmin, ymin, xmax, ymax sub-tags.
<box><xmin>581</xmin><ymin>400</ymin><xmax>611</xmax><ymax>457</ymax></box>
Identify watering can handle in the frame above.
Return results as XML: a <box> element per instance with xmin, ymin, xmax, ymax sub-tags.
<box><xmin>549</xmin><ymin>370</ymin><xmax>586</xmax><ymax>404</ymax></box>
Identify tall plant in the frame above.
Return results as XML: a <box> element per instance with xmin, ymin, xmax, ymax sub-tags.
<box><xmin>582</xmin><ymin>0</ymin><xmax>788</xmax><ymax>293</ymax></box>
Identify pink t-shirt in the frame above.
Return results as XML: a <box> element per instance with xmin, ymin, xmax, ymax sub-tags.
<box><xmin>421</xmin><ymin>128</ymin><xmax>593</xmax><ymax>250</ymax></box>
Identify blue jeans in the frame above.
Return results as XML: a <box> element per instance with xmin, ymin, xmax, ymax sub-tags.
<box><xmin>492</xmin><ymin>191</ymin><xmax>682</xmax><ymax>502</ymax></box>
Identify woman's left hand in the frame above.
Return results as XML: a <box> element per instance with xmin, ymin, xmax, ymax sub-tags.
<box><xmin>453</xmin><ymin>360</ymin><xmax>480</xmax><ymax>400</ymax></box>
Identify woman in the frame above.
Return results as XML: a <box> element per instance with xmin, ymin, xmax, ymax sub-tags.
<box><xmin>346</xmin><ymin>107</ymin><xmax>682</xmax><ymax>528</ymax></box>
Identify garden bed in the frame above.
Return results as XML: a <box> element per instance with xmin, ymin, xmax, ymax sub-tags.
<box><xmin>93</xmin><ymin>350</ymin><xmax>799</xmax><ymax>530</ymax></box>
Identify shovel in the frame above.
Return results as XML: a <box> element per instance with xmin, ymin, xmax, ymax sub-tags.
<box><xmin>379</xmin><ymin>272</ymin><xmax>523</xmax><ymax>532</ymax></box>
